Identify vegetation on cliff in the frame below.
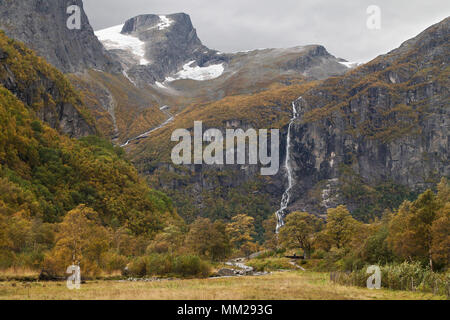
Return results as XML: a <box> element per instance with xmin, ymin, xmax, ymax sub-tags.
<box><xmin>0</xmin><ymin>31</ymin><xmax>96</xmax><ymax>135</ymax></box>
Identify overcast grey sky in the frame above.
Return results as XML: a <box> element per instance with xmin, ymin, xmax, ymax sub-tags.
<box><xmin>84</xmin><ymin>0</ymin><xmax>450</xmax><ymax>62</ymax></box>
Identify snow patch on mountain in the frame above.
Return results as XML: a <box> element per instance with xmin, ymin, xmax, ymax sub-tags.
<box><xmin>95</xmin><ymin>25</ymin><xmax>149</xmax><ymax>65</ymax></box>
<box><xmin>155</xmin><ymin>81</ymin><xmax>169</xmax><ymax>89</ymax></box>
<box><xmin>235</xmin><ymin>48</ymin><xmax>268</xmax><ymax>53</ymax></box>
<box><xmin>166</xmin><ymin>61</ymin><xmax>224</xmax><ymax>82</ymax></box>
<box><xmin>157</xmin><ymin>15</ymin><xmax>173</xmax><ymax>30</ymax></box>
<box><xmin>339</xmin><ymin>61</ymin><xmax>363</xmax><ymax>69</ymax></box>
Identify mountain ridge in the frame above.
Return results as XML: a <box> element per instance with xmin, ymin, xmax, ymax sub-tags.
<box><xmin>129</xmin><ymin>16</ymin><xmax>449</xmax><ymax>231</ymax></box>
<box><xmin>0</xmin><ymin>1</ymin><xmax>447</xmax><ymax>234</ymax></box>
<box><xmin>270</xmin><ymin>16</ymin><xmax>450</xmax><ymax>221</ymax></box>
<box><xmin>96</xmin><ymin>12</ymin><xmax>348</xmax><ymax>90</ymax></box>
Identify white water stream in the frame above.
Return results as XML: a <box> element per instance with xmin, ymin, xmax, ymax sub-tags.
<box><xmin>275</xmin><ymin>99</ymin><xmax>300</xmax><ymax>233</ymax></box>
<box><xmin>121</xmin><ymin>106</ymin><xmax>174</xmax><ymax>147</ymax></box>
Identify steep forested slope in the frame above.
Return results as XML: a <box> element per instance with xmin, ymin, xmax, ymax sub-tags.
<box><xmin>0</xmin><ymin>32</ymin><xmax>177</xmax><ymax>272</ymax></box>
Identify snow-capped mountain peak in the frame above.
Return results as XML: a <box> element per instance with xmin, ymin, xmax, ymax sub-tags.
<box><xmin>95</xmin><ymin>25</ymin><xmax>149</xmax><ymax>65</ymax></box>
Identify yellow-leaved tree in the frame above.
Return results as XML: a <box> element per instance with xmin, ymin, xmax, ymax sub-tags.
<box><xmin>184</xmin><ymin>218</ymin><xmax>231</xmax><ymax>261</ymax></box>
<box><xmin>262</xmin><ymin>215</ymin><xmax>278</xmax><ymax>250</ymax></box>
<box><xmin>43</xmin><ymin>205</ymin><xmax>110</xmax><ymax>276</ymax></box>
<box><xmin>226</xmin><ymin>214</ymin><xmax>257</xmax><ymax>257</ymax></box>
<box><xmin>430</xmin><ymin>202</ymin><xmax>450</xmax><ymax>267</ymax></box>
<box><xmin>279</xmin><ymin>212</ymin><xmax>323</xmax><ymax>258</ymax></box>
<box><xmin>388</xmin><ymin>180</ymin><xmax>449</xmax><ymax>270</ymax></box>
<box><xmin>319</xmin><ymin>205</ymin><xmax>360</xmax><ymax>250</ymax></box>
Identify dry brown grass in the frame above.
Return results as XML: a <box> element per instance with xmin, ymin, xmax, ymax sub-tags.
<box><xmin>0</xmin><ymin>271</ymin><xmax>445</xmax><ymax>300</ymax></box>
<box><xmin>0</xmin><ymin>268</ymin><xmax>40</xmax><ymax>278</ymax></box>
<box><xmin>0</xmin><ymin>268</ymin><xmax>123</xmax><ymax>280</ymax></box>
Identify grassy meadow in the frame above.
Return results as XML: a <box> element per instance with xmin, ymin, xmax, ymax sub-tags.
<box><xmin>0</xmin><ymin>271</ymin><xmax>446</xmax><ymax>300</ymax></box>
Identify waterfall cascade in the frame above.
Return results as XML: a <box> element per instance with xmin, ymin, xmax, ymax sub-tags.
<box><xmin>275</xmin><ymin>98</ymin><xmax>300</xmax><ymax>233</ymax></box>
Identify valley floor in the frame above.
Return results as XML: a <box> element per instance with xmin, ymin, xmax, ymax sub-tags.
<box><xmin>0</xmin><ymin>271</ymin><xmax>445</xmax><ymax>300</ymax></box>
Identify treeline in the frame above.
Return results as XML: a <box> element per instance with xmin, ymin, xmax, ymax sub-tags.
<box><xmin>126</xmin><ymin>214</ymin><xmax>261</xmax><ymax>278</ymax></box>
<box><xmin>0</xmin><ymin>204</ymin><xmax>262</xmax><ymax>278</ymax></box>
<box><xmin>125</xmin><ymin>179</ymin><xmax>449</xmax><ymax>279</ymax></box>
<box><xmin>264</xmin><ymin>178</ymin><xmax>449</xmax><ymax>272</ymax></box>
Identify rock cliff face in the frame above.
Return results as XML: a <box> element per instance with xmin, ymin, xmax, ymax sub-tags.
<box><xmin>131</xmin><ymin>17</ymin><xmax>449</xmax><ymax>230</ymax></box>
<box><xmin>282</xmin><ymin>17</ymin><xmax>449</xmax><ymax>220</ymax></box>
<box><xmin>0</xmin><ymin>0</ymin><xmax>119</xmax><ymax>73</ymax></box>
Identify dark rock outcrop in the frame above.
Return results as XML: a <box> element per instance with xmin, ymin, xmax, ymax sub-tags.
<box><xmin>217</xmin><ymin>268</ymin><xmax>236</xmax><ymax>277</ymax></box>
<box><xmin>0</xmin><ymin>0</ymin><xmax>120</xmax><ymax>73</ymax></box>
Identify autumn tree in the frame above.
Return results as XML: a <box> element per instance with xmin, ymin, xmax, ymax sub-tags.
<box><xmin>262</xmin><ymin>215</ymin><xmax>278</xmax><ymax>250</ymax></box>
<box><xmin>43</xmin><ymin>205</ymin><xmax>110</xmax><ymax>276</ymax></box>
<box><xmin>226</xmin><ymin>214</ymin><xmax>256</xmax><ymax>250</ymax></box>
<box><xmin>147</xmin><ymin>224</ymin><xmax>185</xmax><ymax>254</ymax></box>
<box><xmin>185</xmin><ymin>218</ymin><xmax>231</xmax><ymax>261</ymax></box>
<box><xmin>430</xmin><ymin>202</ymin><xmax>450</xmax><ymax>267</ymax></box>
<box><xmin>0</xmin><ymin>213</ymin><xmax>13</xmax><ymax>268</ymax></box>
<box><xmin>321</xmin><ymin>206</ymin><xmax>359</xmax><ymax>250</ymax></box>
<box><xmin>279</xmin><ymin>212</ymin><xmax>323</xmax><ymax>258</ymax></box>
<box><xmin>436</xmin><ymin>178</ymin><xmax>450</xmax><ymax>205</ymax></box>
<box><xmin>0</xmin><ymin>213</ymin><xmax>9</xmax><ymax>249</ymax></box>
<box><xmin>240</xmin><ymin>241</ymin><xmax>260</xmax><ymax>258</ymax></box>
<box><xmin>430</xmin><ymin>179</ymin><xmax>449</xmax><ymax>268</ymax></box>
<box><xmin>388</xmin><ymin>190</ymin><xmax>440</xmax><ymax>269</ymax></box>
<box><xmin>5</xmin><ymin>212</ymin><xmax>32</xmax><ymax>253</ymax></box>
<box><xmin>210</xmin><ymin>220</ymin><xmax>233</xmax><ymax>260</ymax></box>
<box><xmin>359</xmin><ymin>214</ymin><xmax>395</xmax><ymax>265</ymax></box>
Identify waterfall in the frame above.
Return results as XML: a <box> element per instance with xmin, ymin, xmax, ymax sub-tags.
<box><xmin>275</xmin><ymin>98</ymin><xmax>300</xmax><ymax>233</ymax></box>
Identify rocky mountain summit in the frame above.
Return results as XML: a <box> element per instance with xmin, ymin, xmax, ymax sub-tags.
<box><xmin>92</xmin><ymin>11</ymin><xmax>349</xmax><ymax>145</ymax></box>
<box><xmin>96</xmin><ymin>13</ymin><xmax>225</xmax><ymax>85</ymax></box>
<box><xmin>96</xmin><ymin>12</ymin><xmax>348</xmax><ymax>91</ymax></box>
<box><xmin>0</xmin><ymin>0</ymin><xmax>119</xmax><ymax>73</ymax></box>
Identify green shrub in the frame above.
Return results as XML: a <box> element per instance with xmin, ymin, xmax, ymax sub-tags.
<box><xmin>173</xmin><ymin>255</ymin><xmax>211</xmax><ymax>278</ymax></box>
<box><xmin>128</xmin><ymin>254</ymin><xmax>211</xmax><ymax>278</ymax></box>
<box><xmin>311</xmin><ymin>249</ymin><xmax>326</xmax><ymax>259</ymax></box>
<box><xmin>128</xmin><ymin>256</ymin><xmax>148</xmax><ymax>277</ymax></box>
<box><xmin>101</xmin><ymin>252</ymin><xmax>129</xmax><ymax>273</ymax></box>
<box><xmin>14</xmin><ymin>251</ymin><xmax>45</xmax><ymax>269</ymax></box>
<box><xmin>146</xmin><ymin>253</ymin><xmax>174</xmax><ymax>276</ymax></box>
<box><xmin>0</xmin><ymin>250</ymin><xmax>15</xmax><ymax>269</ymax></box>
<box><xmin>247</xmin><ymin>258</ymin><xmax>295</xmax><ymax>272</ymax></box>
